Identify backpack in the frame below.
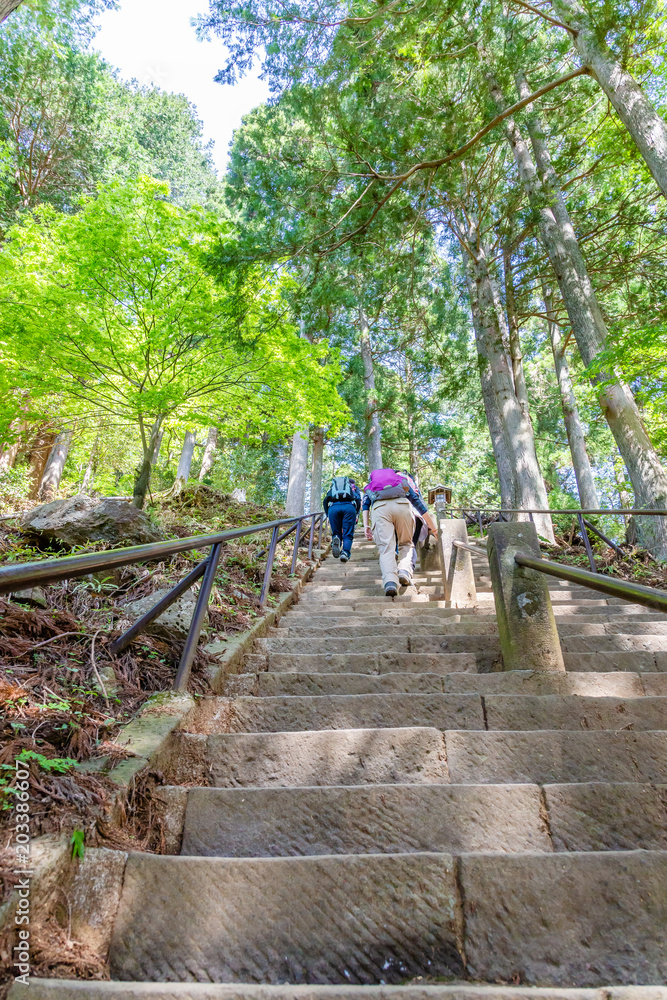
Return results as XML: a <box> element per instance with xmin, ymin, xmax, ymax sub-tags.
<box><xmin>327</xmin><ymin>475</ymin><xmax>354</xmax><ymax>503</ymax></box>
<box><xmin>364</xmin><ymin>468</ymin><xmax>410</xmax><ymax>503</ymax></box>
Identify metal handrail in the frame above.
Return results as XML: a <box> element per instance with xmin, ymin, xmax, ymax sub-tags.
<box><xmin>514</xmin><ymin>552</ymin><xmax>667</xmax><ymax>614</ymax></box>
<box><xmin>448</xmin><ymin>507</ymin><xmax>667</xmax><ymax>515</ymax></box>
<box><xmin>0</xmin><ymin>510</ymin><xmax>325</xmax><ymax>691</ymax></box>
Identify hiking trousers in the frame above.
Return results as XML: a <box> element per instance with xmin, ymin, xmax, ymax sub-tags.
<box><xmin>327</xmin><ymin>502</ymin><xmax>357</xmax><ymax>557</ymax></box>
<box><xmin>371</xmin><ymin>498</ymin><xmax>415</xmax><ymax>586</ymax></box>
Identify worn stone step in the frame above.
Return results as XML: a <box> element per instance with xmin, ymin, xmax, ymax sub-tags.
<box><xmin>109</xmin><ymin>851</ymin><xmax>465</xmax><ymax>983</ymax></box>
<box><xmin>556</xmin><ymin>622</ymin><xmax>667</xmax><ymax>636</ymax></box>
<box><xmin>544</xmin><ymin>782</ymin><xmax>667</xmax><ymax>851</ymax></box>
<box><xmin>482</xmin><ymin>694</ymin><xmax>667</xmax><ymax>731</ymax></box>
<box><xmin>260</xmin><ymin>652</ymin><xmax>481</xmax><ymax>674</ymax></box>
<box><xmin>282</xmin><ymin>609</ymin><xmax>667</xmax><ymax>625</ymax></box>
<box><xmin>108</xmin><ymin>850</ymin><xmax>667</xmax><ymax>985</ymax></box>
<box><xmin>168</xmin><ymin>727</ymin><xmax>449</xmax><ymax>787</ymax></box>
<box><xmin>180</xmin><ymin>780</ymin><xmax>667</xmax><ymax>858</ymax></box>
<box><xmin>252</xmin><ymin>672</ymin><xmax>455</xmax><ymax>696</ymax></box>
<box><xmin>12</xmin><ymin>985</ymin><xmax>667</xmax><ymax>1000</ymax></box>
<box><xmin>189</xmin><ymin>693</ymin><xmax>485</xmax><ymax>733</ymax></box>
<box><xmin>271</xmin><ymin>624</ymin><xmax>501</xmax><ymax>640</ymax></box>
<box><xmin>273</xmin><ymin>621</ymin><xmax>667</xmax><ymax>641</ymax></box>
<box><xmin>241</xmin><ymin>671</ymin><xmax>648</xmax><ymax>699</ymax></box>
<box><xmin>413</xmin><ymin>634</ymin><xmax>667</xmax><ymax>654</ymax></box>
<box><xmin>254</xmin><ymin>650</ymin><xmax>667</xmax><ymax>674</ymax></box>
<box><xmin>180</xmin><ymin>783</ymin><xmax>552</xmax><ymax>857</ymax></box>
<box><xmin>562</xmin><ymin>651</ymin><xmax>667</xmax><ymax>672</ymax></box>
<box><xmin>445</xmin><ymin>730</ymin><xmax>667</xmax><ymax>784</ymax></box>
<box><xmin>561</xmin><ymin>635</ymin><xmax>667</xmax><ymax>652</ymax></box>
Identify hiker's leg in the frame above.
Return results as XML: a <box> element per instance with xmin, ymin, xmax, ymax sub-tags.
<box><xmin>328</xmin><ymin>504</ymin><xmax>344</xmax><ymax>539</ymax></box>
<box><xmin>340</xmin><ymin>505</ymin><xmax>356</xmax><ymax>556</ymax></box>
<box><xmin>372</xmin><ymin>503</ymin><xmax>399</xmax><ymax>587</ymax></box>
<box><xmin>395</xmin><ymin>502</ymin><xmax>416</xmax><ymax>580</ymax></box>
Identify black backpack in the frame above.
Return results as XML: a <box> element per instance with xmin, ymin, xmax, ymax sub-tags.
<box><xmin>327</xmin><ymin>476</ymin><xmax>354</xmax><ymax>503</ymax></box>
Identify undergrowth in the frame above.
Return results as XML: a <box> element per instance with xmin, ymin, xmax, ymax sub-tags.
<box><xmin>0</xmin><ymin>485</ymin><xmax>311</xmax><ymax>866</ymax></box>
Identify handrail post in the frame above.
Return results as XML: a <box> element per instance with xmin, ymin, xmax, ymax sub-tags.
<box><xmin>308</xmin><ymin>514</ymin><xmax>315</xmax><ymax>560</ymax></box>
<box><xmin>578</xmin><ymin>512</ymin><xmax>597</xmax><ymax>572</ymax></box>
<box><xmin>290</xmin><ymin>518</ymin><xmax>301</xmax><ymax>575</ymax></box>
<box><xmin>437</xmin><ymin>516</ymin><xmax>477</xmax><ymax>606</ymax></box>
<box><xmin>477</xmin><ymin>510</ymin><xmax>484</xmax><ymax>537</ymax></box>
<box><xmin>487</xmin><ymin>522</ymin><xmax>565</xmax><ymax>672</ymax></box>
<box><xmin>317</xmin><ymin>514</ymin><xmax>323</xmax><ymax>552</ymax></box>
<box><xmin>109</xmin><ymin>558</ymin><xmax>208</xmax><ymax>656</ymax></box>
<box><xmin>259</xmin><ymin>525</ymin><xmax>280</xmax><ymax>608</ymax></box>
<box><xmin>174</xmin><ymin>542</ymin><xmax>223</xmax><ymax>692</ymax></box>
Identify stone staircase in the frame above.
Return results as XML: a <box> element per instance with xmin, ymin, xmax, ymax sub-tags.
<box><xmin>17</xmin><ymin>536</ymin><xmax>667</xmax><ymax>998</ymax></box>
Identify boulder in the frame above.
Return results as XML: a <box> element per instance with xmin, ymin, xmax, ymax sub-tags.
<box><xmin>21</xmin><ymin>495</ymin><xmax>164</xmax><ymax>549</ymax></box>
<box><xmin>123</xmin><ymin>587</ymin><xmax>199</xmax><ymax>638</ymax></box>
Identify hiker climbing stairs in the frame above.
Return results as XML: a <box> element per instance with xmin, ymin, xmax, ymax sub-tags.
<box><xmin>13</xmin><ymin>532</ymin><xmax>667</xmax><ymax>997</ymax></box>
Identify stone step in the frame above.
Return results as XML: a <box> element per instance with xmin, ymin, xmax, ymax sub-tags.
<box><xmin>273</xmin><ymin>621</ymin><xmax>667</xmax><ymax>640</ymax></box>
<box><xmin>445</xmin><ymin>730</ymin><xmax>667</xmax><ymax>784</ymax></box>
<box><xmin>270</xmin><ymin>624</ymin><xmax>501</xmax><ymax>639</ymax></box>
<box><xmin>12</xmin><ymin>986</ymin><xmax>667</xmax><ymax>1000</ymax></box>
<box><xmin>259</xmin><ymin>633</ymin><xmax>667</xmax><ymax>657</ymax></box>
<box><xmin>180</xmin><ymin>781</ymin><xmax>667</xmax><ymax>858</ymax></box>
<box><xmin>232</xmin><ymin>670</ymin><xmax>650</xmax><ymax>699</ymax></box>
<box><xmin>413</xmin><ymin>635</ymin><xmax>667</xmax><ymax>654</ymax></box>
<box><xmin>282</xmin><ymin>609</ymin><xmax>667</xmax><ymax>624</ymax></box>
<box><xmin>258</xmin><ymin>652</ymin><xmax>482</xmax><ymax>674</ymax></box>
<box><xmin>189</xmin><ymin>693</ymin><xmax>485</xmax><ymax>733</ymax></box>
<box><xmin>246</xmin><ymin>650</ymin><xmax>667</xmax><ymax>674</ymax></box>
<box><xmin>108</xmin><ymin>850</ymin><xmax>667</xmax><ymax>985</ymax></box>
<box><xmin>187</xmin><ymin>693</ymin><xmax>667</xmax><ymax>735</ymax></box>
<box><xmin>165</xmin><ymin>728</ymin><xmax>667</xmax><ymax>788</ymax></box>
<box><xmin>169</xmin><ymin>727</ymin><xmax>449</xmax><ymax>787</ymax></box>
<box><xmin>482</xmin><ymin>694</ymin><xmax>667</xmax><ymax>731</ymax></box>
<box><xmin>180</xmin><ymin>783</ymin><xmax>553</xmax><ymax>857</ymax></box>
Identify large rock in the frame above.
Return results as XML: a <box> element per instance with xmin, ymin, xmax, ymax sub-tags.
<box><xmin>21</xmin><ymin>495</ymin><xmax>163</xmax><ymax>548</ymax></box>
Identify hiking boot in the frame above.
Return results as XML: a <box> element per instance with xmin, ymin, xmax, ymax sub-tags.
<box><xmin>331</xmin><ymin>536</ymin><xmax>341</xmax><ymax>559</ymax></box>
<box><xmin>398</xmin><ymin>571</ymin><xmax>411</xmax><ymax>586</ymax></box>
<box><xmin>384</xmin><ymin>582</ymin><xmax>398</xmax><ymax>597</ymax></box>
<box><xmin>340</xmin><ymin>552</ymin><xmax>350</xmax><ymax>563</ymax></box>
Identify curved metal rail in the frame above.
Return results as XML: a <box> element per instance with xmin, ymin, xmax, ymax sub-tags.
<box><xmin>0</xmin><ymin>511</ymin><xmax>325</xmax><ymax>691</ymax></box>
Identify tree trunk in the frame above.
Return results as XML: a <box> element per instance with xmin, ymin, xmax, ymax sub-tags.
<box><xmin>463</xmin><ymin>249</ymin><xmax>520</xmax><ymax>513</ymax></box>
<box><xmin>0</xmin><ymin>0</ymin><xmax>23</xmax><ymax>22</ymax></box>
<box><xmin>175</xmin><ymin>431</ymin><xmax>196</xmax><ymax>487</ymax></box>
<box><xmin>310</xmin><ymin>427</ymin><xmax>325</xmax><ymax>512</ymax></box>
<box><xmin>542</xmin><ymin>285</ymin><xmax>599</xmax><ymax>509</ymax></box>
<box><xmin>359</xmin><ymin>308</ymin><xmax>383</xmax><ymax>471</ymax></box>
<box><xmin>549</xmin><ymin>0</ymin><xmax>667</xmax><ymax>199</ymax></box>
<box><xmin>38</xmin><ymin>430</ymin><xmax>73</xmax><ymax>500</ymax></box>
<box><xmin>27</xmin><ymin>428</ymin><xmax>56</xmax><ymax>500</ymax></box>
<box><xmin>285</xmin><ymin>429</ymin><xmax>309</xmax><ymax>516</ymax></box>
<box><xmin>461</xmin><ymin>232</ymin><xmax>553</xmax><ymax>539</ymax></box>
<box><xmin>496</xmin><ymin>72</ymin><xmax>667</xmax><ymax>556</ymax></box>
<box><xmin>133</xmin><ymin>417</ymin><xmax>162</xmax><ymax>509</ymax></box>
<box><xmin>81</xmin><ymin>436</ymin><xmax>100</xmax><ymax>494</ymax></box>
<box><xmin>199</xmin><ymin>427</ymin><xmax>218</xmax><ymax>481</ymax></box>
<box><xmin>503</xmin><ymin>246</ymin><xmax>532</xmax><ymax>425</ymax></box>
<box><xmin>151</xmin><ymin>429</ymin><xmax>164</xmax><ymax>465</ymax></box>
<box><xmin>0</xmin><ymin>439</ymin><xmax>20</xmax><ymax>473</ymax></box>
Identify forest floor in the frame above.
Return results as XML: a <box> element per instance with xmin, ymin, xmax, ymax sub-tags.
<box><xmin>0</xmin><ymin>485</ymin><xmax>307</xmax><ymax>887</ymax></box>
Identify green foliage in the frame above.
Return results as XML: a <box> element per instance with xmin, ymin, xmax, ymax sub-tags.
<box><xmin>0</xmin><ymin>177</ymin><xmax>346</xmax><ymax>499</ymax></box>
<box><xmin>70</xmin><ymin>828</ymin><xmax>85</xmax><ymax>858</ymax></box>
<box><xmin>15</xmin><ymin>749</ymin><xmax>78</xmax><ymax>772</ymax></box>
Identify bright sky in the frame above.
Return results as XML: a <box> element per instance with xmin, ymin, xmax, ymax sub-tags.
<box><xmin>92</xmin><ymin>0</ymin><xmax>270</xmax><ymax>173</ymax></box>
